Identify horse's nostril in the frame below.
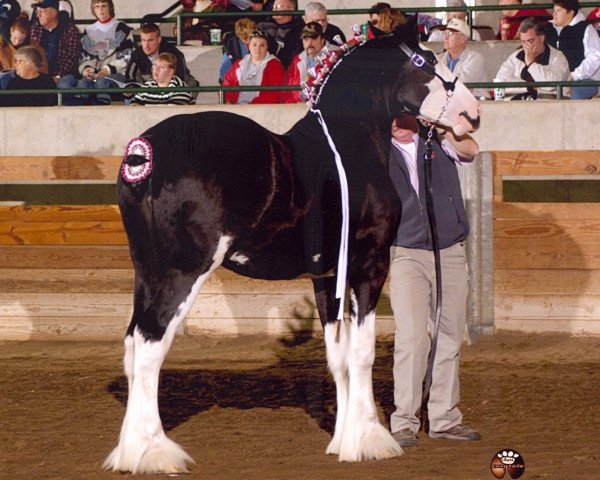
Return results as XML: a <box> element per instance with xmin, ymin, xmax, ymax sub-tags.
<box><xmin>460</xmin><ymin>111</ymin><xmax>480</xmax><ymax>130</ymax></box>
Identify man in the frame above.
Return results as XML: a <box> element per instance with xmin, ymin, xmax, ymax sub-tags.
<box><xmin>388</xmin><ymin>114</ymin><xmax>480</xmax><ymax>448</ymax></box>
<box><xmin>258</xmin><ymin>0</ymin><xmax>304</xmax><ymax>69</ymax></box>
<box><xmin>544</xmin><ymin>0</ymin><xmax>600</xmax><ymax>99</ymax></box>
<box><xmin>286</xmin><ymin>21</ymin><xmax>326</xmax><ymax>103</ymax></box>
<box><xmin>437</xmin><ymin>18</ymin><xmax>487</xmax><ymax>98</ymax></box>
<box><xmin>29</xmin><ymin>0</ymin><xmax>81</xmax><ymax>82</ymax></box>
<box><xmin>427</xmin><ymin>0</ymin><xmax>481</xmax><ymax>42</ymax></box>
<box><xmin>496</xmin><ymin>17</ymin><xmax>569</xmax><ymax>100</ymax></box>
<box><xmin>0</xmin><ymin>45</ymin><xmax>56</xmax><ymax>106</ymax></box>
<box><xmin>125</xmin><ymin>23</ymin><xmax>198</xmax><ymax>96</ymax></box>
<box><xmin>304</xmin><ymin>2</ymin><xmax>345</xmax><ymax>45</ymax></box>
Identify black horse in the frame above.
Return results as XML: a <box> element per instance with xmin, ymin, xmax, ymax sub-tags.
<box><xmin>105</xmin><ymin>17</ymin><xmax>480</xmax><ymax>474</ymax></box>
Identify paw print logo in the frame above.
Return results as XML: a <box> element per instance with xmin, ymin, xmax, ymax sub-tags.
<box><xmin>490</xmin><ymin>449</ymin><xmax>525</xmax><ymax>479</ymax></box>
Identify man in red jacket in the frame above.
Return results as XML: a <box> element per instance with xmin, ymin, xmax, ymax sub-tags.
<box><xmin>286</xmin><ymin>21</ymin><xmax>326</xmax><ymax>103</ymax></box>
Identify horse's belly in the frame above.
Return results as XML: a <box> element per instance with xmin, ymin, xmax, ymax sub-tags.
<box><xmin>222</xmin><ymin>231</ymin><xmax>337</xmax><ymax>281</ymax></box>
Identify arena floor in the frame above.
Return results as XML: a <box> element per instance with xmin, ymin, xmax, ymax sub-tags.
<box><xmin>1</xmin><ymin>331</ymin><xmax>598</xmax><ymax>480</ymax></box>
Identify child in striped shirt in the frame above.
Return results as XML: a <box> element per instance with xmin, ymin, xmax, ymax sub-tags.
<box><xmin>131</xmin><ymin>52</ymin><xmax>193</xmax><ymax>105</ymax></box>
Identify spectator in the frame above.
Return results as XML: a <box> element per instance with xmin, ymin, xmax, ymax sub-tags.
<box><xmin>222</xmin><ymin>29</ymin><xmax>285</xmax><ymax>104</ymax></box>
<box><xmin>587</xmin><ymin>6</ymin><xmax>600</xmax><ymax>34</ymax></box>
<box><xmin>0</xmin><ymin>0</ymin><xmax>21</xmax><ymax>43</ymax></box>
<box><xmin>377</xmin><ymin>8</ymin><xmax>406</xmax><ymax>34</ymax></box>
<box><xmin>495</xmin><ymin>17</ymin><xmax>569</xmax><ymax>100</ymax></box>
<box><xmin>544</xmin><ymin>0</ymin><xmax>600</xmax><ymax>99</ymax></box>
<box><xmin>365</xmin><ymin>2</ymin><xmax>390</xmax><ymax>38</ymax></box>
<box><xmin>427</xmin><ymin>0</ymin><xmax>481</xmax><ymax>42</ymax></box>
<box><xmin>219</xmin><ymin>18</ymin><xmax>256</xmax><ymax>83</ymax></box>
<box><xmin>367</xmin><ymin>4</ymin><xmax>432</xmax><ymax>39</ymax></box>
<box><xmin>286</xmin><ymin>21</ymin><xmax>326</xmax><ymax>103</ymax></box>
<box><xmin>126</xmin><ymin>23</ymin><xmax>198</xmax><ymax>97</ymax></box>
<box><xmin>437</xmin><ymin>18</ymin><xmax>488</xmax><ymax>98</ymax></box>
<box><xmin>368</xmin><ymin>2</ymin><xmax>391</xmax><ymax>27</ymax></box>
<box><xmin>303</xmin><ymin>2</ymin><xmax>346</xmax><ymax>45</ymax></box>
<box><xmin>57</xmin><ymin>0</ymin><xmax>133</xmax><ymax>105</ymax></box>
<box><xmin>388</xmin><ymin>114</ymin><xmax>480</xmax><ymax>448</ymax></box>
<box><xmin>0</xmin><ymin>13</ymin><xmax>48</xmax><ymax>72</ymax></box>
<box><xmin>131</xmin><ymin>52</ymin><xmax>193</xmax><ymax>105</ymax></box>
<box><xmin>0</xmin><ymin>45</ymin><xmax>56</xmax><ymax>106</ymax></box>
<box><xmin>258</xmin><ymin>0</ymin><xmax>304</xmax><ymax>69</ymax></box>
<box><xmin>30</xmin><ymin>0</ymin><xmax>81</xmax><ymax>82</ymax></box>
<box><xmin>497</xmin><ymin>0</ymin><xmax>551</xmax><ymax>41</ymax></box>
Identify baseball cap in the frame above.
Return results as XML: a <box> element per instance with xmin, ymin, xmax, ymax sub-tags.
<box><xmin>33</xmin><ymin>0</ymin><xmax>59</xmax><ymax>9</ymax></box>
<box><xmin>301</xmin><ymin>21</ymin><xmax>323</xmax><ymax>39</ymax></box>
<box><xmin>446</xmin><ymin>18</ymin><xmax>471</xmax><ymax>37</ymax></box>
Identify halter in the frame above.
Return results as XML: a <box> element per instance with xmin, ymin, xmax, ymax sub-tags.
<box><xmin>399</xmin><ymin>42</ymin><xmax>458</xmax><ymax>93</ymax></box>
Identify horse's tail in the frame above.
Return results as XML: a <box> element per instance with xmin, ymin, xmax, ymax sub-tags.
<box><xmin>120</xmin><ymin>137</ymin><xmax>154</xmax><ymax>184</ymax></box>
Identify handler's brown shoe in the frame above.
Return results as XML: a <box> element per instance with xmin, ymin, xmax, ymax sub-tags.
<box><xmin>391</xmin><ymin>428</ymin><xmax>418</xmax><ymax>447</ymax></box>
<box><xmin>429</xmin><ymin>425</ymin><xmax>481</xmax><ymax>441</ymax></box>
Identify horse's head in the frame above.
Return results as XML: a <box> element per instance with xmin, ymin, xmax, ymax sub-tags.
<box><xmin>313</xmin><ymin>15</ymin><xmax>480</xmax><ymax>137</ymax></box>
<box><xmin>370</xmin><ymin>16</ymin><xmax>480</xmax><ymax>136</ymax></box>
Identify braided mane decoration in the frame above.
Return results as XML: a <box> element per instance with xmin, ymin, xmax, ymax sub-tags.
<box><xmin>302</xmin><ymin>25</ymin><xmax>368</xmax><ymax>106</ymax></box>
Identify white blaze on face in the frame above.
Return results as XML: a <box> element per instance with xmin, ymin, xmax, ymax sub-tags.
<box><xmin>419</xmin><ymin>60</ymin><xmax>481</xmax><ymax>137</ymax></box>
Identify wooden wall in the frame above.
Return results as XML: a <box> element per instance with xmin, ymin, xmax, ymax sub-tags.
<box><xmin>493</xmin><ymin>151</ymin><xmax>600</xmax><ymax>334</ymax></box>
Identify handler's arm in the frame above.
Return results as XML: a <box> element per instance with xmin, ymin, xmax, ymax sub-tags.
<box><xmin>437</xmin><ymin>128</ymin><xmax>480</xmax><ymax>162</ymax></box>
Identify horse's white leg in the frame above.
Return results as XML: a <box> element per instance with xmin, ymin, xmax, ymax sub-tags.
<box><xmin>324</xmin><ymin>318</ymin><xmax>350</xmax><ymax>455</ymax></box>
<box><xmin>105</xmin><ymin>236</ymin><xmax>231</xmax><ymax>474</ymax></box>
<box><xmin>337</xmin><ymin>291</ymin><xmax>402</xmax><ymax>462</ymax></box>
<box><xmin>105</xmin><ymin>322</ymin><xmax>192</xmax><ymax>474</ymax></box>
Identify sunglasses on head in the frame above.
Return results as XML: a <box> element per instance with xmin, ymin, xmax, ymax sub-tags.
<box><xmin>250</xmin><ymin>30</ymin><xmax>267</xmax><ymax>38</ymax></box>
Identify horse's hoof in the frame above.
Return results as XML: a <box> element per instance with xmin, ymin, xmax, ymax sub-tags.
<box><xmin>338</xmin><ymin>423</ymin><xmax>403</xmax><ymax>462</ymax></box>
<box><xmin>104</xmin><ymin>435</ymin><xmax>194</xmax><ymax>474</ymax></box>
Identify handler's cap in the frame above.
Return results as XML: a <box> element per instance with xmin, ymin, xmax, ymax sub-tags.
<box><xmin>446</xmin><ymin>18</ymin><xmax>471</xmax><ymax>37</ymax></box>
<box><xmin>33</xmin><ymin>0</ymin><xmax>59</xmax><ymax>9</ymax></box>
<box><xmin>301</xmin><ymin>21</ymin><xmax>324</xmax><ymax>39</ymax></box>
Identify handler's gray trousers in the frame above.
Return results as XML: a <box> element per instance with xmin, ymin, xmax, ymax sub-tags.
<box><xmin>389</xmin><ymin>242</ymin><xmax>468</xmax><ymax>435</ymax></box>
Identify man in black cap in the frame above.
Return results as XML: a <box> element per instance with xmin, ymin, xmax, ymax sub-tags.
<box><xmin>30</xmin><ymin>0</ymin><xmax>81</xmax><ymax>82</ymax></box>
<box><xmin>286</xmin><ymin>21</ymin><xmax>326</xmax><ymax>102</ymax></box>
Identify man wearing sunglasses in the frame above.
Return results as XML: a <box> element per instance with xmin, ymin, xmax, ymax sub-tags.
<box><xmin>496</xmin><ymin>17</ymin><xmax>569</xmax><ymax>100</ymax></box>
<box><xmin>257</xmin><ymin>0</ymin><xmax>304</xmax><ymax>68</ymax></box>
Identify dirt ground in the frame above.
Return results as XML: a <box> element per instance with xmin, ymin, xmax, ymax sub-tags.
<box><xmin>1</xmin><ymin>331</ymin><xmax>599</xmax><ymax>480</ymax></box>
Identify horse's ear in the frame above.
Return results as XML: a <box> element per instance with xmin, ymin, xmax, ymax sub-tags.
<box><xmin>391</xmin><ymin>13</ymin><xmax>420</xmax><ymax>48</ymax></box>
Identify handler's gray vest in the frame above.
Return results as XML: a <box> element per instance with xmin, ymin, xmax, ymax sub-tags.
<box><xmin>388</xmin><ymin>133</ymin><xmax>469</xmax><ymax>250</ymax></box>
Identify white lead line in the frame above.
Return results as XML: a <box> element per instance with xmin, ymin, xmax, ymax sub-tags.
<box><xmin>312</xmin><ymin>108</ymin><xmax>349</xmax><ymax>321</ymax></box>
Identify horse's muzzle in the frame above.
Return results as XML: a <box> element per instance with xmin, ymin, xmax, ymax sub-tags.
<box><xmin>460</xmin><ymin>109</ymin><xmax>481</xmax><ymax>131</ymax></box>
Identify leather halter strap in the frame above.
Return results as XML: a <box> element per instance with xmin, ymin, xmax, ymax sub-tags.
<box><xmin>399</xmin><ymin>42</ymin><xmax>458</xmax><ymax>93</ymax></box>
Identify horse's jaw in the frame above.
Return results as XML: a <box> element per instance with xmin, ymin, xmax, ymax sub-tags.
<box><xmin>418</xmin><ymin>64</ymin><xmax>481</xmax><ymax>136</ymax></box>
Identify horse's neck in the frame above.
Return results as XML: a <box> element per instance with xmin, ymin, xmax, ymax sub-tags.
<box><xmin>311</xmin><ymin>107</ymin><xmax>391</xmax><ymax>168</ymax></box>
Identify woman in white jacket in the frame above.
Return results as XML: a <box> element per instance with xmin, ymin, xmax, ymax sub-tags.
<box><xmin>544</xmin><ymin>0</ymin><xmax>600</xmax><ymax>99</ymax></box>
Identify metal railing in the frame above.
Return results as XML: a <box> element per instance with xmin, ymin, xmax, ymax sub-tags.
<box><xmin>0</xmin><ymin>79</ymin><xmax>598</xmax><ymax>105</ymax></box>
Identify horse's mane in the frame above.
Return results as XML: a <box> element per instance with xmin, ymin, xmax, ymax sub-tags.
<box><xmin>304</xmin><ymin>15</ymin><xmax>421</xmax><ymax>107</ymax></box>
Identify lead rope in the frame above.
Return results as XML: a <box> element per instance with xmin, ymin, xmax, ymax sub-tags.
<box><xmin>420</xmin><ymin>88</ymin><xmax>454</xmax><ymax>429</ymax></box>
